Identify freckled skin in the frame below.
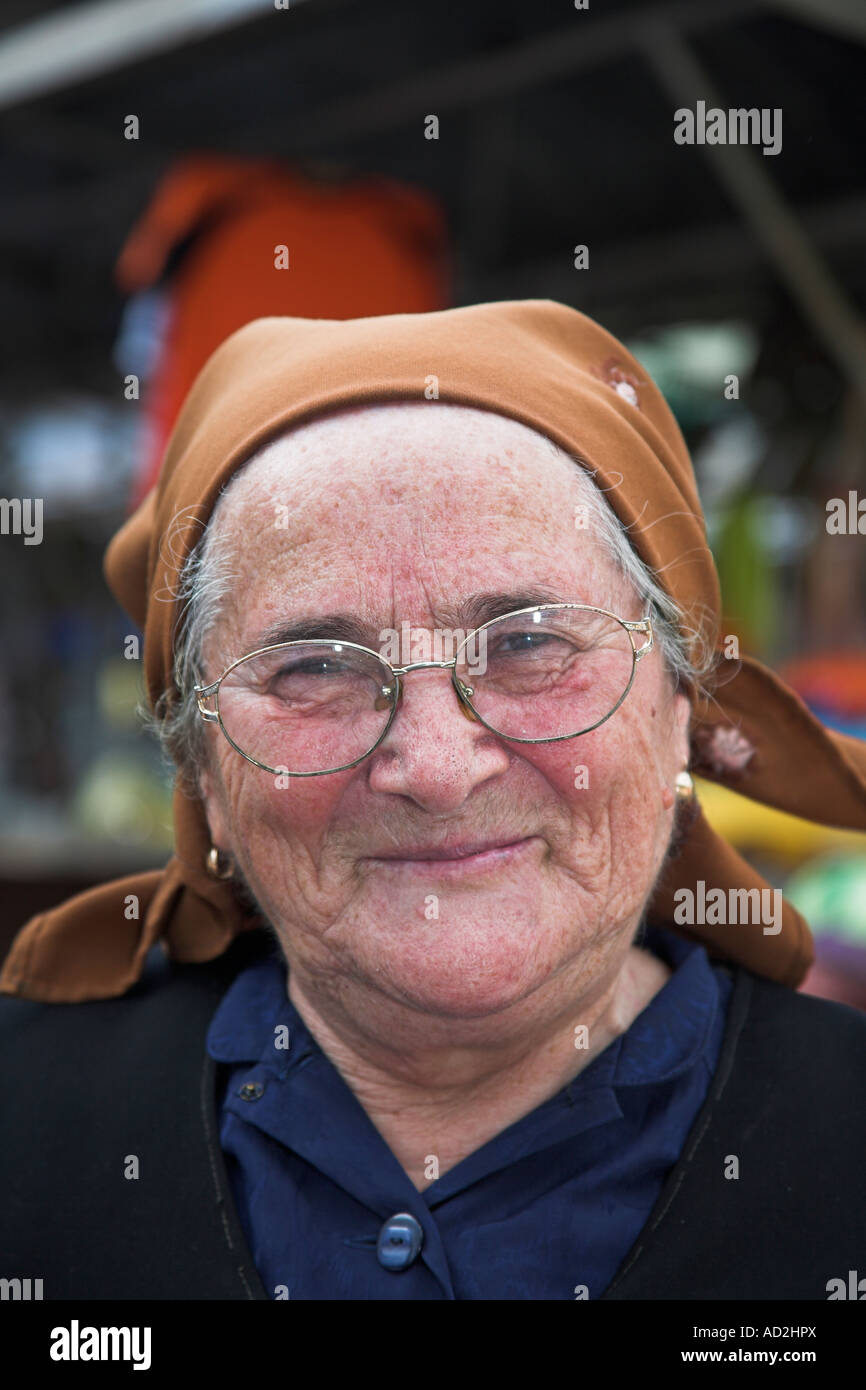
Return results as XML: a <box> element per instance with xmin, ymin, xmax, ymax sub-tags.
<box><xmin>198</xmin><ymin>403</ymin><xmax>690</xmax><ymax>1185</ymax></box>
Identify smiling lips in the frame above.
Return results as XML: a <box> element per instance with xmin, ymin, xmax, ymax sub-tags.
<box><xmin>374</xmin><ymin>837</ymin><xmax>526</xmax><ymax>860</ymax></box>
<box><xmin>367</xmin><ymin>837</ymin><xmax>536</xmax><ymax>874</ymax></box>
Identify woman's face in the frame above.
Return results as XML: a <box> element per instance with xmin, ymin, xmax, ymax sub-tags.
<box><xmin>198</xmin><ymin>403</ymin><xmax>690</xmax><ymax>1022</ymax></box>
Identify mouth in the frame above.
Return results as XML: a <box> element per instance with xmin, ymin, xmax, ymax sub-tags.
<box><xmin>364</xmin><ymin>836</ymin><xmax>539</xmax><ymax>878</ymax></box>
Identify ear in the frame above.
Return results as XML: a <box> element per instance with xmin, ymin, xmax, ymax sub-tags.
<box><xmin>672</xmin><ymin>690</ymin><xmax>692</xmax><ymax>770</ymax></box>
<box><xmin>197</xmin><ymin>763</ymin><xmax>231</xmax><ymax>851</ymax></box>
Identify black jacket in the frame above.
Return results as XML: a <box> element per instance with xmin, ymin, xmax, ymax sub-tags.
<box><xmin>1</xmin><ymin>926</ymin><xmax>864</xmax><ymax>1300</ymax></box>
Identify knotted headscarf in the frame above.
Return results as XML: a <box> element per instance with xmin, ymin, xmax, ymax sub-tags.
<box><xmin>5</xmin><ymin>299</ymin><xmax>866</xmax><ymax>1001</ymax></box>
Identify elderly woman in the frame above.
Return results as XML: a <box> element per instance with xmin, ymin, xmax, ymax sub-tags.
<box><xmin>2</xmin><ymin>300</ymin><xmax>865</xmax><ymax>1302</ymax></box>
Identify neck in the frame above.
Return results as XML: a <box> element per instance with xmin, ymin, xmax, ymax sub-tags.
<box><xmin>285</xmin><ymin>940</ymin><xmax>671</xmax><ymax>1190</ymax></box>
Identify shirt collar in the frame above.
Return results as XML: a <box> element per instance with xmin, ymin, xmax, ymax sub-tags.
<box><xmin>609</xmin><ymin>924</ymin><xmax>727</xmax><ymax>1088</ymax></box>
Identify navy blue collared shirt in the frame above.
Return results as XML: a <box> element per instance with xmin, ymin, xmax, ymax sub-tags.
<box><xmin>206</xmin><ymin>925</ymin><xmax>732</xmax><ymax>1299</ymax></box>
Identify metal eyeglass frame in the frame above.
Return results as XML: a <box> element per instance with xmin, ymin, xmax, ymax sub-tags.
<box><xmin>193</xmin><ymin>603</ymin><xmax>654</xmax><ymax>777</ymax></box>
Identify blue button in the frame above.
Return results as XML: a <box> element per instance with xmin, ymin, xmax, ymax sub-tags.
<box><xmin>377</xmin><ymin>1213</ymin><xmax>424</xmax><ymax>1271</ymax></box>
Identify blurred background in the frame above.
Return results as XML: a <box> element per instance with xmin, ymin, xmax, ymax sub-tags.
<box><xmin>1</xmin><ymin>0</ymin><xmax>865</xmax><ymax>1003</ymax></box>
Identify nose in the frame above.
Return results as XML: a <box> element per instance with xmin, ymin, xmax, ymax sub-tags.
<box><xmin>380</xmin><ymin>660</ymin><xmax>478</xmax><ymax>718</ymax></box>
<box><xmin>366</xmin><ymin>665</ymin><xmax>510</xmax><ymax>810</ymax></box>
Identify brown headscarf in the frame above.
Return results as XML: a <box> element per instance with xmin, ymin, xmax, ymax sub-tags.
<box><xmin>4</xmin><ymin>299</ymin><xmax>866</xmax><ymax>1001</ymax></box>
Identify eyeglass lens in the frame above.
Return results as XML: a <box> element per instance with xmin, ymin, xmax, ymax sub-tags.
<box><xmin>214</xmin><ymin>608</ymin><xmax>636</xmax><ymax>774</ymax></box>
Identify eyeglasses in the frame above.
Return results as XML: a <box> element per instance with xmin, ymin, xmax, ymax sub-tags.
<box><xmin>194</xmin><ymin>603</ymin><xmax>653</xmax><ymax>777</ymax></box>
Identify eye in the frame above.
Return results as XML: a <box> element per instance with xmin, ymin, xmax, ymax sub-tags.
<box><xmin>266</xmin><ymin>655</ymin><xmax>359</xmax><ymax>698</ymax></box>
<box><xmin>493</xmin><ymin>630</ymin><xmax>572</xmax><ymax>655</ymax></box>
<box><xmin>272</xmin><ymin>656</ymin><xmax>349</xmax><ymax>679</ymax></box>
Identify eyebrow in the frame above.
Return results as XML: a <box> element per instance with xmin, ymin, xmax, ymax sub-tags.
<box><xmin>252</xmin><ymin>588</ymin><xmax>569</xmax><ymax>649</ymax></box>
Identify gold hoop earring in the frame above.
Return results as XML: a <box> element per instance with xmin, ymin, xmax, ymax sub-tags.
<box><xmin>675</xmin><ymin>770</ymin><xmax>695</xmax><ymax>800</ymax></box>
<box><xmin>206</xmin><ymin>846</ymin><xmax>235</xmax><ymax>880</ymax></box>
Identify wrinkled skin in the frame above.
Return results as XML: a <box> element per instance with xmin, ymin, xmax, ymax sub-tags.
<box><xmin>198</xmin><ymin>403</ymin><xmax>691</xmax><ymax>1187</ymax></box>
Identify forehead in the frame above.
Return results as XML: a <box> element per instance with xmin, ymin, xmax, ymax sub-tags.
<box><xmin>206</xmin><ymin>403</ymin><xmax>630</xmax><ymax>645</ymax></box>
<box><xmin>219</xmin><ymin>401</ymin><xmax>573</xmax><ymax>520</ymax></box>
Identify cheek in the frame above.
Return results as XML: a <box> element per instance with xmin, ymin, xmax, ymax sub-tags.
<box><xmin>214</xmin><ymin>747</ymin><xmax>352</xmax><ymax>856</ymax></box>
<box><xmin>524</xmin><ymin>718</ymin><xmax>675</xmax><ymax>918</ymax></box>
<box><xmin>520</xmin><ymin>718</ymin><xmax>650</xmax><ymax>809</ymax></box>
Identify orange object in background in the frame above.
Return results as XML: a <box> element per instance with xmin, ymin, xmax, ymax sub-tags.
<box><xmin>778</xmin><ymin>651</ymin><xmax>866</xmax><ymax>718</ymax></box>
<box><xmin>115</xmin><ymin>154</ymin><xmax>453</xmax><ymax>507</ymax></box>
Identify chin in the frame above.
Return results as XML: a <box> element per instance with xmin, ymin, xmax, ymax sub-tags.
<box><xmin>364</xmin><ymin>919</ymin><xmax>557</xmax><ymax>1020</ymax></box>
